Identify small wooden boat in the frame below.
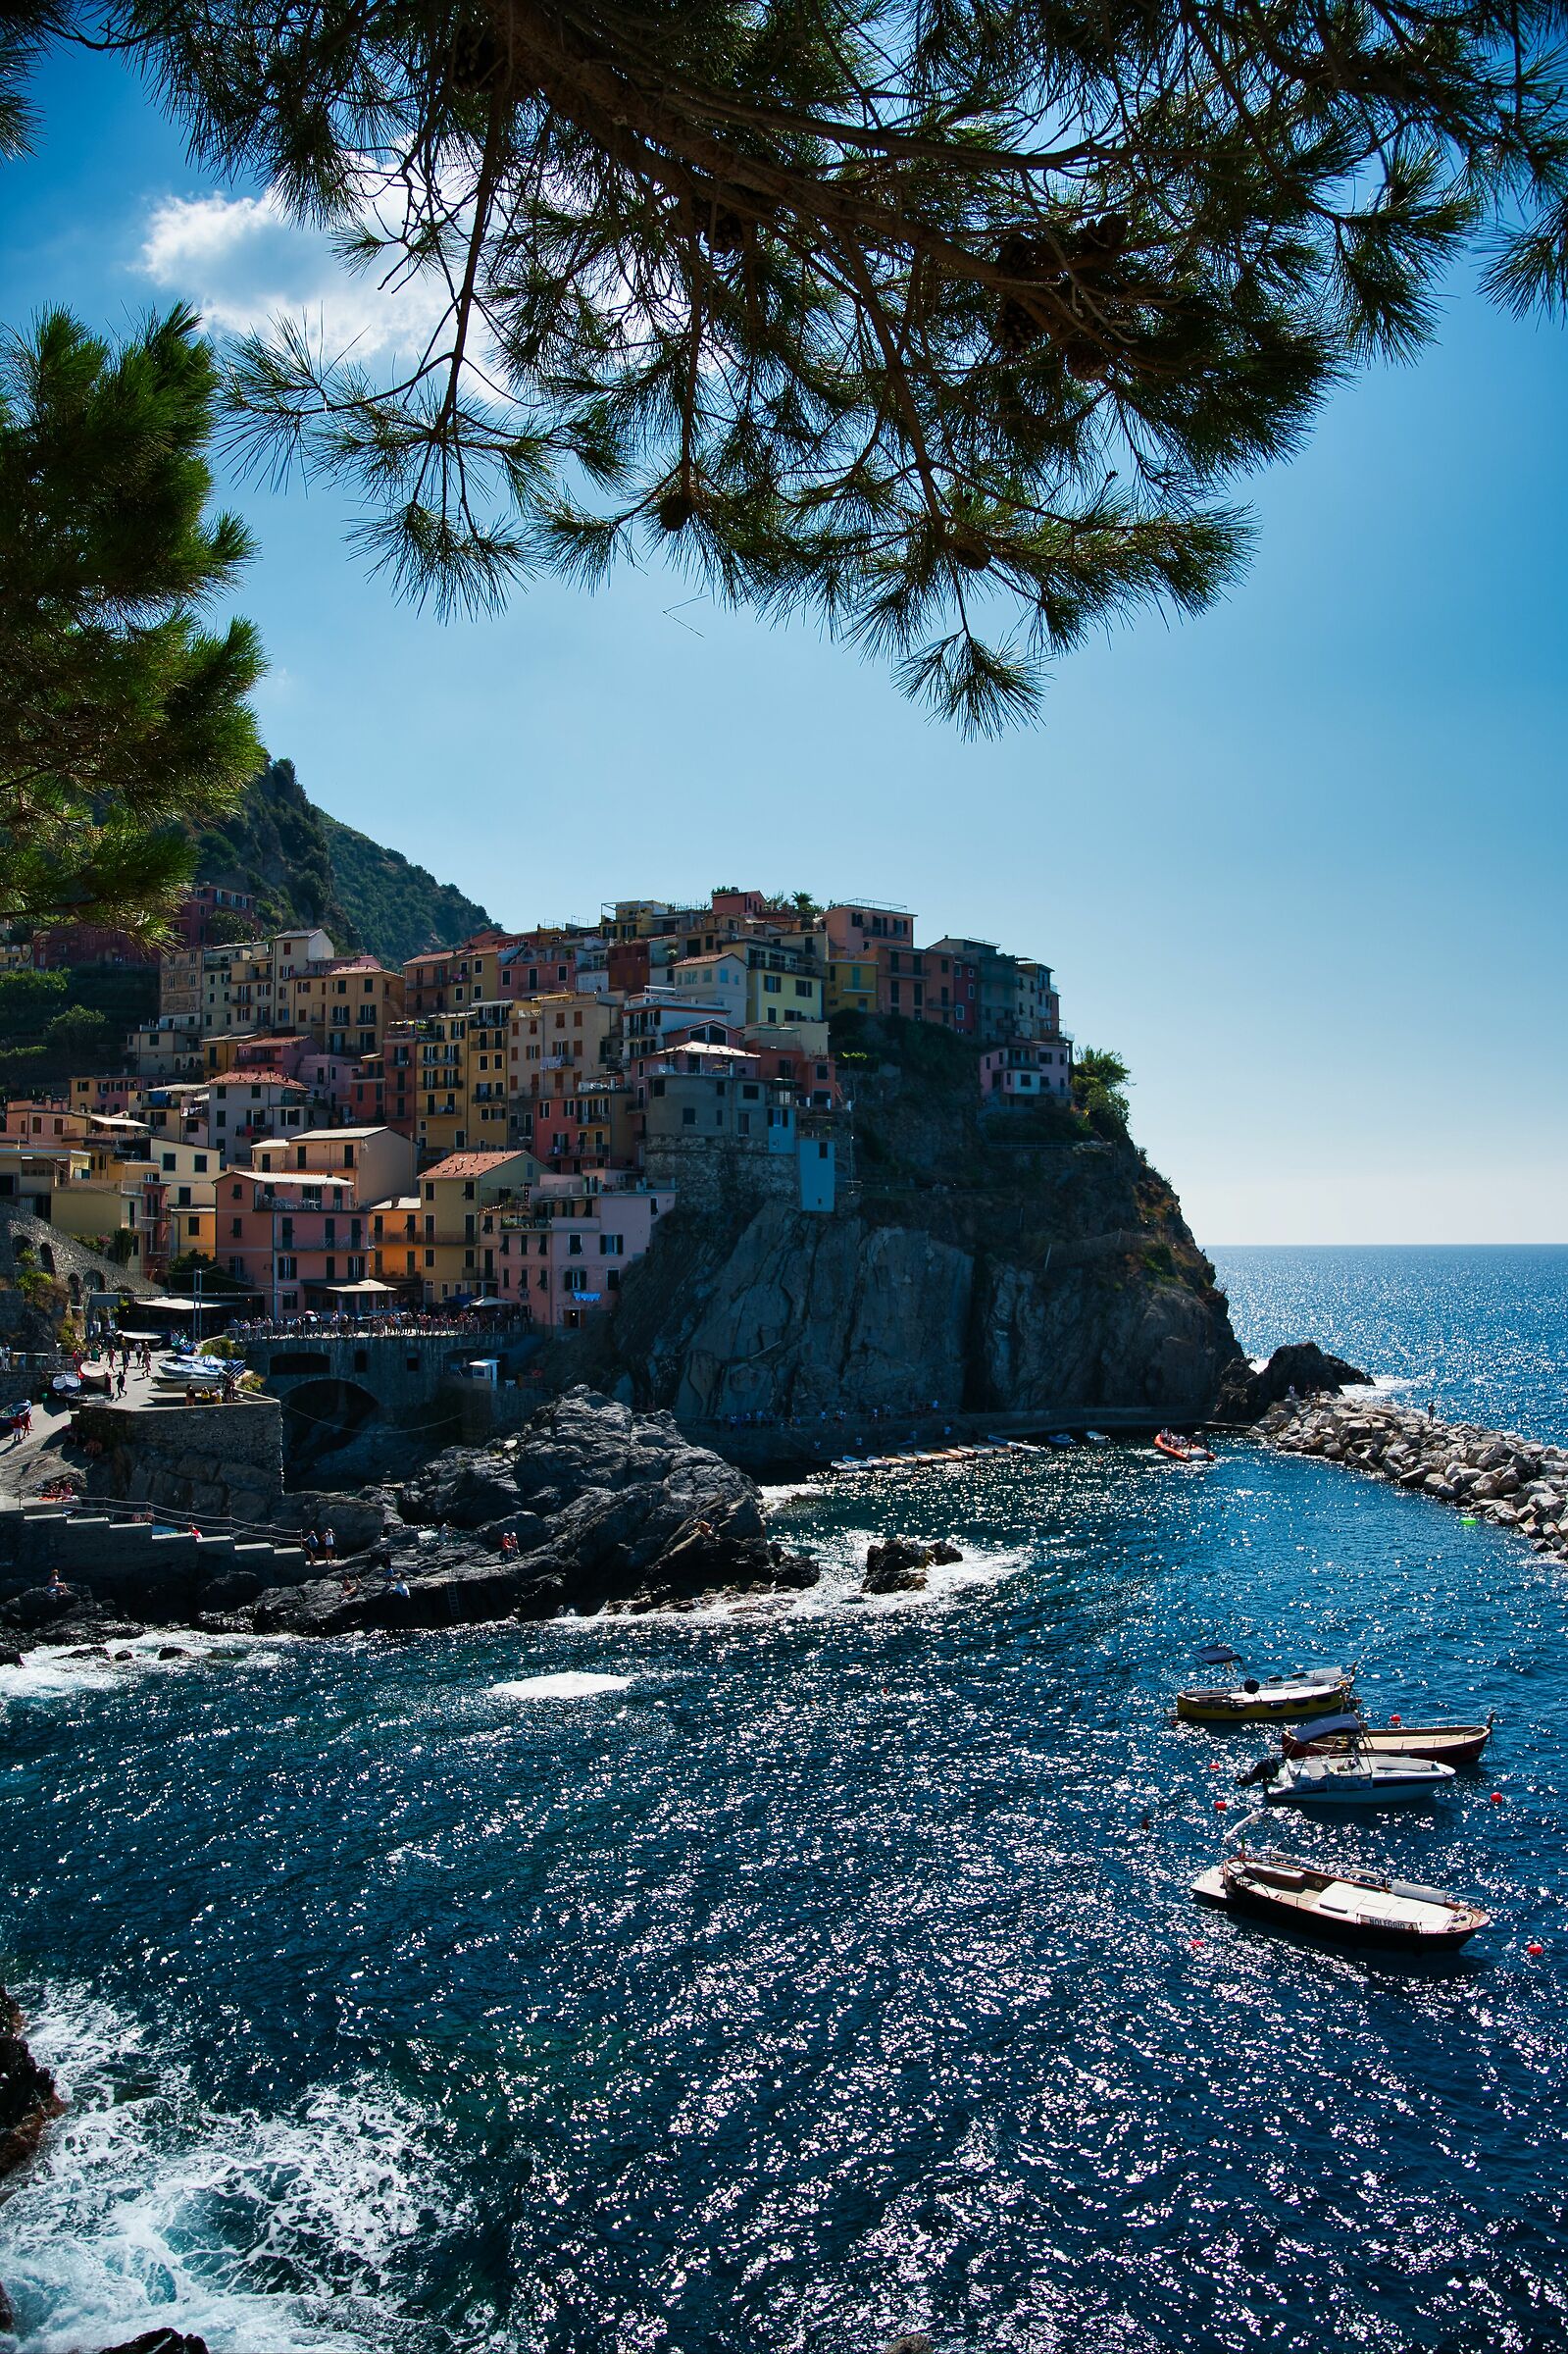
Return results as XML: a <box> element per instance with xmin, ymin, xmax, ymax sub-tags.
<box><xmin>1154</xmin><ymin>1429</ymin><xmax>1215</xmax><ymax>1462</ymax></box>
<box><xmin>1176</xmin><ymin>1668</ymin><xmax>1352</xmax><ymax>1725</ymax></box>
<box><xmin>1264</xmin><ymin>1751</ymin><xmax>1457</xmax><ymax>1807</ymax></box>
<box><xmin>1282</xmin><ymin>1711</ymin><xmax>1494</xmax><ymax>1766</ymax></box>
<box><xmin>1193</xmin><ymin>1843</ymin><xmax>1490</xmax><ymax>1950</ymax></box>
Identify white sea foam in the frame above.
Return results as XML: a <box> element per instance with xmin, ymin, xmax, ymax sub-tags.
<box><xmin>0</xmin><ymin>1984</ymin><xmax>452</xmax><ymax>2354</ymax></box>
<box><xmin>0</xmin><ymin>1631</ymin><xmax>286</xmax><ymax>1707</ymax></box>
<box><xmin>491</xmin><ymin>1669</ymin><xmax>632</xmax><ymax>1698</ymax></box>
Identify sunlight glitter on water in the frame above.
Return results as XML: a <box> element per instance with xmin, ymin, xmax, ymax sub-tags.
<box><xmin>4</xmin><ymin>1399</ymin><xmax>1568</xmax><ymax>2348</ymax></box>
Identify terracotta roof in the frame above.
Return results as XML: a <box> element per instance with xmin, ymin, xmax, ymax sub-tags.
<box><xmin>211</xmin><ymin>1072</ymin><xmax>306</xmax><ymax>1090</ymax></box>
<box><xmin>422</xmin><ymin>1150</ymin><xmax>531</xmax><ymax>1178</ymax></box>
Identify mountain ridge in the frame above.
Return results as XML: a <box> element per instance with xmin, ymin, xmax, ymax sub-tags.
<box><xmin>192</xmin><ymin>758</ymin><xmax>493</xmax><ymax>964</ymax></box>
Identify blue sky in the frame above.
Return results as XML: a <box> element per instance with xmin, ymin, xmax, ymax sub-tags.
<box><xmin>6</xmin><ymin>46</ymin><xmax>1566</xmax><ymax>1245</ymax></box>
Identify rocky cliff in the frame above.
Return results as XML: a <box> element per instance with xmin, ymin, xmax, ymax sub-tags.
<box><xmin>592</xmin><ymin>1027</ymin><xmax>1239</xmax><ymax>1421</ymax></box>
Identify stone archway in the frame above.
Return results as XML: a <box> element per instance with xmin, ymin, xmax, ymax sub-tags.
<box><xmin>278</xmin><ymin>1376</ymin><xmax>380</xmax><ymax>1482</ymax></box>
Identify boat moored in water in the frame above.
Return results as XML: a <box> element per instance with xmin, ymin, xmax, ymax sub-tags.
<box><xmin>1193</xmin><ymin>1839</ymin><xmax>1490</xmax><ymax>1949</ymax></box>
<box><xmin>1281</xmin><ymin>1711</ymin><xmax>1494</xmax><ymax>1766</ymax></box>
<box><xmin>1176</xmin><ymin>1668</ymin><xmax>1353</xmax><ymax>1724</ymax></box>
<box><xmin>1264</xmin><ymin>1750</ymin><xmax>1457</xmax><ymax>1806</ymax></box>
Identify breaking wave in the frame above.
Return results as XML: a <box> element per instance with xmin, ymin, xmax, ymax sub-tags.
<box><xmin>0</xmin><ymin>1985</ymin><xmax>461</xmax><ymax>2354</ymax></box>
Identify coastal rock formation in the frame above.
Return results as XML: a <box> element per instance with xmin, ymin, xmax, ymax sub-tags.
<box><xmin>252</xmin><ymin>1388</ymin><xmax>818</xmax><ymax>1634</ymax></box>
<box><xmin>861</xmin><ymin>1537</ymin><xmax>965</xmax><ymax>1595</ymax></box>
<box><xmin>864</xmin><ymin>1538</ymin><xmax>931</xmax><ymax>1594</ymax></box>
<box><xmin>588</xmin><ymin>1067</ymin><xmax>1239</xmax><ymax>1424</ymax></box>
<box><xmin>1214</xmin><ymin>1341</ymin><xmax>1370</xmax><ymax>1423</ymax></box>
<box><xmin>86</xmin><ymin>2329</ymin><xmax>212</xmax><ymax>2353</ymax></box>
<box><xmin>1261</xmin><ymin>1395</ymin><xmax>1568</xmax><ymax>1563</ymax></box>
<box><xmin>0</xmin><ymin>1983</ymin><xmax>65</xmax><ymax>2180</ymax></box>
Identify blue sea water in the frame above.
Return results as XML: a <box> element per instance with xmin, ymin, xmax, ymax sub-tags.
<box><xmin>3</xmin><ymin>1249</ymin><xmax>1568</xmax><ymax>2354</ymax></box>
<box><xmin>1214</xmin><ymin>1245</ymin><xmax>1568</xmax><ymax>1445</ymax></box>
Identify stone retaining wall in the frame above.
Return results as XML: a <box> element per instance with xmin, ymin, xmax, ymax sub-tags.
<box><xmin>641</xmin><ymin>1135</ymin><xmax>799</xmax><ymax>1217</ymax></box>
<box><xmin>75</xmin><ymin>1397</ymin><xmax>284</xmax><ymax>1525</ymax></box>
<box><xmin>0</xmin><ymin>1509</ymin><xmax>311</xmax><ymax>1613</ymax></box>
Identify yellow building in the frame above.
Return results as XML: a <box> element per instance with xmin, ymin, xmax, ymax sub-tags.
<box><xmin>370</xmin><ymin>1195</ymin><xmax>423</xmax><ymax>1293</ymax></box>
<box><xmin>47</xmin><ymin>1169</ymin><xmax>140</xmax><ymax>1257</ymax></box>
<box><xmin>270</xmin><ymin>928</ymin><xmax>336</xmax><ymax>1033</ymax></box>
<box><xmin>291</xmin><ymin>956</ymin><xmax>406</xmax><ymax>1056</ymax></box>
<box><xmin>462</xmin><ymin>1000</ymin><xmax>513</xmax><ymax>1151</ymax></box>
<box><xmin>159</xmin><ymin>946</ymin><xmax>201</xmax><ymax>1021</ymax></box>
<box><xmin>508</xmin><ymin>993</ymin><xmax>619</xmax><ymax>1089</ymax></box>
<box><xmin>406</xmin><ymin>1001</ymin><xmax>513</xmax><ymax>1159</ymax></box>
<box><xmin>415</xmin><ymin>1149</ymin><xmax>537</xmax><ymax>1301</ymax></box>
<box><xmin>403</xmin><ymin>931</ymin><xmax>520</xmax><ymax>1016</ymax></box>
<box><xmin>743</xmin><ymin>944</ymin><xmax>825</xmax><ymax>1032</ymax></box>
<box><xmin>826</xmin><ymin>956</ymin><xmax>878</xmax><ymax>1016</ymax></box>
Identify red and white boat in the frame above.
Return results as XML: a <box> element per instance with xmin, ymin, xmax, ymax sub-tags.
<box><xmin>1153</xmin><ymin>1429</ymin><xmax>1215</xmax><ymax>1463</ymax></box>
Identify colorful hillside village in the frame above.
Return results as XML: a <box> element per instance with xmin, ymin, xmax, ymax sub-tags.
<box><xmin>1</xmin><ymin>889</ymin><xmax>1072</xmax><ymax>1326</ymax></box>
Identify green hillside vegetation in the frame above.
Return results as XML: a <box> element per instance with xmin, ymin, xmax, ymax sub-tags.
<box><xmin>0</xmin><ymin>760</ymin><xmax>492</xmax><ymax>1093</ymax></box>
<box><xmin>315</xmin><ymin>806</ymin><xmax>492</xmax><ymax>965</ymax></box>
<box><xmin>191</xmin><ymin>757</ymin><xmax>491</xmax><ymax>963</ymax></box>
<box><xmin>0</xmin><ymin>963</ymin><xmax>158</xmax><ymax>1088</ymax></box>
<box><xmin>190</xmin><ymin>756</ymin><xmax>352</xmax><ymax>943</ymax></box>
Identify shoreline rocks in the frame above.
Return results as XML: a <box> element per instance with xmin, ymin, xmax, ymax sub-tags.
<box><xmin>1214</xmin><ymin>1341</ymin><xmax>1370</xmax><ymax>1424</ymax></box>
<box><xmin>1260</xmin><ymin>1393</ymin><xmax>1568</xmax><ymax>1564</ymax></box>
<box><xmin>0</xmin><ymin>1391</ymin><xmax>822</xmax><ymax>1645</ymax></box>
<box><xmin>0</xmin><ymin>1984</ymin><xmax>64</xmax><ymax>2182</ymax></box>
<box><xmin>255</xmin><ymin>1388</ymin><xmax>821</xmax><ymax>1635</ymax></box>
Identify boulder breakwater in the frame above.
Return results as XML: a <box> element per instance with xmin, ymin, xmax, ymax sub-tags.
<box><xmin>1259</xmin><ymin>1391</ymin><xmax>1568</xmax><ymax>1564</ymax></box>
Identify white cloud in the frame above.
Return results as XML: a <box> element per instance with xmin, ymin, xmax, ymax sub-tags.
<box><xmin>138</xmin><ymin>187</ymin><xmax>449</xmax><ymax>360</ymax></box>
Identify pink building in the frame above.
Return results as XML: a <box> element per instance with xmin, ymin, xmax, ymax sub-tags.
<box><xmin>230</xmin><ymin>1034</ymin><xmax>311</xmax><ymax>1076</ymax></box>
<box><xmin>823</xmin><ymin>901</ymin><xmax>918</xmax><ymax>961</ymax></box>
<box><xmin>296</xmin><ymin>1052</ymin><xmax>364</xmax><ymax>1121</ymax></box>
<box><xmin>218</xmin><ymin>1165</ymin><xmax>369</xmax><ymax>1312</ymax></box>
<box><xmin>249</xmin><ymin>1126</ymin><xmax>418</xmax><ymax>1206</ymax></box>
<box><xmin>980</xmin><ymin>1041</ymin><xmax>1073</xmax><ymax>1103</ymax></box>
<box><xmin>479</xmin><ymin>1175</ymin><xmax>675</xmax><ymax>1331</ymax></box>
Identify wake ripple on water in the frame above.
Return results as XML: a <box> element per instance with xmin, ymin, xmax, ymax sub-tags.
<box><xmin>0</xmin><ymin>1987</ymin><xmax>463</xmax><ymax>2354</ymax></box>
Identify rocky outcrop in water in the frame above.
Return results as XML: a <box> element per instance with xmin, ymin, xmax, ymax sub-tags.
<box><xmin>1214</xmin><ymin>1341</ymin><xmax>1370</xmax><ymax>1422</ymax></box>
<box><xmin>0</xmin><ymin>1984</ymin><xmax>64</xmax><ymax>2180</ymax></box>
<box><xmin>252</xmin><ymin>1388</ymin><xmax>819</xmax><ymax>1634</ymax></box>
<box><xmin>1261</xmin><ymin>1394</ymin><xmax>1568</xmax><ymax>1563</ymax></box>
<box><xmin>861</xmin><ymin>1537</ymin><xmax>965</xmax><ymax>1596</ymax></box>
<box><xmin>88</xmin><ymin>2335</ymin><xmax>212</xmax><ymax>2354</ymax></box>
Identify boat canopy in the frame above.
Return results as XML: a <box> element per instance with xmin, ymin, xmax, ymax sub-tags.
<box><xmin>1290</xmin><ymin>1711</ymin><xmax>1363</xmax><ymax>1740</ymax></box>
<box><xmin>1196</xmin><ymin>1643</ymin><xmax>1241</xmax><ymax>1665</ymax></box>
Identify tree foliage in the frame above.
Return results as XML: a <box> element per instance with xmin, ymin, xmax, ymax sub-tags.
<box><xmin>14</xmin><ymin>0</ymin><xmax>1564</xmax><ymax>731</ymax></box>
<box><xmin>39</xmin><ymin>1001</ymin><xmax>113</xmax><ymax>1056</ymax></box>
<box><xmin>0</xmin><ymin>303</ymin><xmax>264</xmax><ymax>937</ymax></box>
<box><xmin>1073</xmin><ymin>1044</ymin><xmax>1131</xmax><ymax>1126</ymax></box>
<box><xmin>0</xmin><ymin>966</ymin><xmax>69</xmax><ymax>1010</ymax></box>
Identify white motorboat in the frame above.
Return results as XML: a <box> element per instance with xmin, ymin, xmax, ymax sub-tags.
<box><xmin>1263</xmin><ymin>1751</ymin><xmax>1457</xmax><ymax>1807</ymax></box>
